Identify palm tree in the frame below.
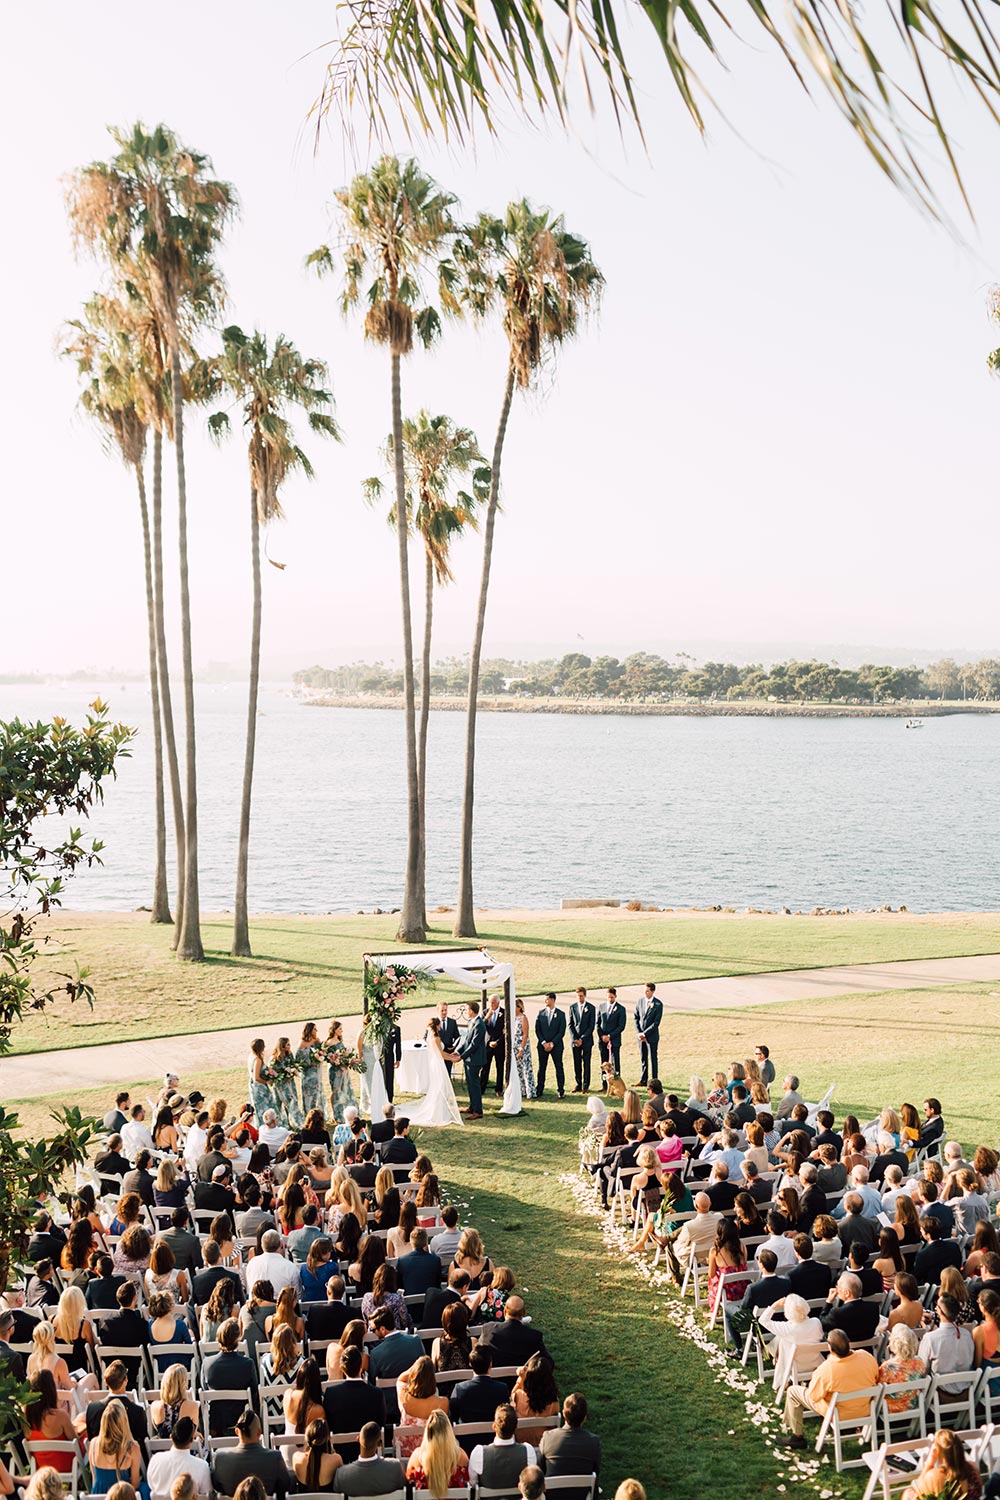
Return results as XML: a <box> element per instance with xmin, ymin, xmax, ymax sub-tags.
<box><xmin>208</xmin><ymin>325</ymin><xmax>340</xmax><ymax>958</ymax></box>
<box><xmin>320</xmin><ymin>0</ymin><xmax>997</xmax><ymax>216</ymax></box>
<box><xmin>308</xmin><ymin>156</ymin><xmax>455</xmax><ymax>944</ymax></box>
<box><xmin>67</xmin><ymin>123</ymin><xmax>237</xmax><ymax>961</ymax></box>
<box><xmin>449</xmin><ymin>201</ymin><xmax>602</xmax><ymax>938</ymax></box>
<box><xmin>364</xmin><ymin>412</ymin><xmax>489</xmax><ymax>918</ymax></box>
<box><xmin>60</xmin><ymin>294</ymin><xmax>172</xmax><ymax>925</ymax></box>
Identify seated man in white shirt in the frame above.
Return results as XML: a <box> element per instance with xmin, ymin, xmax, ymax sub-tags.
<box><xmin>183</xmin><ymin>1112</ymin><xmax>210</xmax><ymax>1174</ymax></box>
<box><xmin>881</xmin><ymin>1165</ymin><xmax>909</xmax><ymax>1213</ymax></box>
<box><xmin>755</xmin><ymin>1211</ymin><xmax>798</xmax><ymax>1272</ymax></box>
<box><xmin>121</xmin><ymin>1104</ymin><xmax>156</xmax><ymax>1161</ymax></box>
<box><xmin>468</xmin><ymin>1404</ymin><xmax>536</xmax><ymax>1488</ymax></box>
<box><xmin>257</xmin><ymin>1110</ymin><xmax>290</xmax><ymax>1157</ymax></box>
<box><xmin>246</xmin><ymin>1228</ymin><xmax>299</xmax><ymax>1297</ymax></box>
<box><xmin>146</xmin><ymin>1416</ymin><xmax>211</xmax><ymax>1500</ymax></box>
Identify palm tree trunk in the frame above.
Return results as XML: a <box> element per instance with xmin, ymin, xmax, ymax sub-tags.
<box><xmin>152</xmin><ymin>428</ymin><xmax>186</xmax><ymax>942</ymax></box>
<box><xmin>392</xmin><ymin>350</ymin><xmax>426</xmax><ymax>944</ymax></box>
<box><xmin>415</xmin><ymin>548</ymin><xmax>434</xmax><ymax>928</ymax></box>
<box><xmin>171</xmin><ymin>341</ymin><xmax>204</xmax><ymax>961</ymax></box>
<box><xmin>453</xmin><ymin>364</ymin><xmax>516</xmax><ymax>939</ymax></box>
<box><xmin>136</xmin><ymin>457</ymin><xmax>171</xmax><ymax>924</ymax></box>
<box><xmin>233</xmin><ymin>485</ymin><xmax>261</xmax><ymax>958</ymax></box>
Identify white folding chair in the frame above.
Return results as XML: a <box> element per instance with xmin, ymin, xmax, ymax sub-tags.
<box><xmin>708</xmin><ymin>1266</ymin><xmax>759</xmax><ymax>1330</ymax></box>
<box><xmin>26</xmin><ymin>1442</ymin><xmax>84</xmax><ymax>1494</ymax></box>
<box><xmin>875</xmin><ymin>1377</ymin><xmax>931</xmax><ymax>1443</ymax></box>
<box><xmin>927</xmin><ymin>1368</ymin><xmax>982</xmax><ymax>1430</ymax></box>
<box><xmin>813</xmin><ymin>1384</ymin><xmax>883</xmax><ymax>1470</ymax></box>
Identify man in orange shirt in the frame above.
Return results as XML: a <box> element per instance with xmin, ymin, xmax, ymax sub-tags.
<box><xmin>782</xmin><ymin>1328</ymin><xmax>879</xmax><ymax>1449</ymax></box>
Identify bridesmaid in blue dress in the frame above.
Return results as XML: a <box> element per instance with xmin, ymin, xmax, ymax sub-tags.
<box><xmin>248</xmin><ymin>1037</ymin><xmax>276</xmax><ymax>1122</ymax></box>
<box><xmin>271</xmin><ymin>1036</ymin><xmax>303</xmax><ymax>1129</ymax></box>
<box><xmin>295</xmin><ymin>1022</ymin><xmax>325</xmax><ymax>1117</ymax></box>
<box><xmin>325</xmin><ymin>1018</ymin><xmax>357</xmax><ymax>1123</ymax></box>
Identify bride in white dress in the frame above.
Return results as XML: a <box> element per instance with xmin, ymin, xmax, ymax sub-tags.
<box><xmin>405</xmin><ymin>1018</ymin><xmax>463</xmax><ymax>1128</ymax></box>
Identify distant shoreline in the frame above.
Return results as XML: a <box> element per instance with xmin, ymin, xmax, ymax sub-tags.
<box><xmin>301</xmin><ymin>694</ymin><xmax>1000</xmax><ymax>719</ymax></box>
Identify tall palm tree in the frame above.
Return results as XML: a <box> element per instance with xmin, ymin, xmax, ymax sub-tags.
<box><xmin>60</xmin><ymin>295</ymin><xmax>172</xmax><ymax>925</ymax></box>
<box><xmin>449</xmin><ymin>201</ymin><xmax>603</xmax><ymax>938</ymax></box>
<box><xmin>364</xmin><ymin>412</ymin><xmax>489</xmax><ymax>918</ymax></box>
<box><xmin>308</xmin><ymin>156</ymin><xmax>455</xmax><ymax>944</ymax></box>
<box><xmin>67</xmin><ymin>123</ymin><xmax>237</xmax><ymax>961</ymax></box>
<box><xmin>208</xmin><ymin>325</ymin><xmax>340</xmax><ymax>958</ymax></box>
<box><xmin>320</xmin><ymin>0</ymin><xmax>998</xmax><ymax>217</ymax></box>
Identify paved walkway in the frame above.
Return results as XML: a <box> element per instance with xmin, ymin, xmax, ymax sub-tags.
<box><xmin>7</xmin><ymin>952</ymin><xmax>1000</xmax><ymax>1100</ymax></box>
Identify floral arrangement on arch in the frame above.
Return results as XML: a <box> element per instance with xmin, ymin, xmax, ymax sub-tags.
<box><xmin>364</xmin><ymin>962</ymin><xmax>434</xmax><ymax>1052</ymax></box>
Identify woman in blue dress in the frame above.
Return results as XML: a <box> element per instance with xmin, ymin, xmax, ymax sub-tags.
<box><xmin>296</xmin><ymin>1023</ymin><xmax>325</xmax><ymax>1117</ymax></box>
<box><xmin>248</xmin><ymin>1037</ymin><xmax>276</xmax><ymax>1122</ymax></box>
<box><xmin>325</xmin><ymin>1019</ymin><xmax>357</xmax><ymax>1123</ymax></box>
<box><xmin>271</xmin><ymin>1035</ymin><xmax>303</xmax><ymax>1129</ymax></box>
<box><xmin>87</xmin><ymin>1401</ymin><xmax>150</xmax><ymax>1500</ymax></box>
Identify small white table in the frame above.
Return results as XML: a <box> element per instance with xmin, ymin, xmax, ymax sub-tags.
<box><xmin>397</xmin><ymin>1040</ymin><xmax>430</xmax><ymax>1095</ymax></box>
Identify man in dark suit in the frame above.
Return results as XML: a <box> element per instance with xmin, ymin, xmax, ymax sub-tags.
<box><xmin>796</xmin><ymin>1165</ymin><xmax>828</xmax><ymax>1228</ymax></box>
<box><xmin>723</xmin><ymin>1249</ymin><xmax>791</xmax><ymax>1350</ymax></box>
<box><xmin>195</xmin><ymin>1129</ymin><xmax>230</xmax><ymax>1183</ymax></box>
<box><xmin>481</xmin><ymin>994</ymin><xmax>506</xmax><ymax>1098</ymax></box>
<box><xmin>429</xmin><ymin>1001</ymin><xmax>460</xmax><ymax>1076</ymax></box>
<box><xmin>331</xmin><ymin>1420</ymin><xmax>406</xmax><ymax>1496</ymax></box>
<box><xmin>2</xmin><ymin>1290</ymin><xmax>39</xmax><ymax>1345</ymax></box>
<box><xmin>381</xmin><ymin>1117</ymin><xmax>418</xmax><ymax>1165</ymax></box>
<box><xmin>633</xmin><ymin>983</ymin><xmax>663</xmax><ymax>1087</ymax></box>
<box><xmin>534</xmin><ymin>994</ymin><xmax>566</xmax><ymax>1099</ymax></box>
<box><xmin>836</xmin><ymin>1195</ymin><xmax>881</xmax><ymax>1257</ymax></box>
<box><xmin>381</xmin><ymin>1024</ymin><xmax>402</xmax><ymax>1104</ymax></box>
<box><xmin>423</xmin><ymin>1268</ymin><xmax>469</xmax><ymax>1328</ymax></box>
<box><xmin>539</xmin><ymin>1392</ymin><xmax>601</xmax><ymax>1493</ymax></box>
<box><xmin>367</xmin><ymin>1309</ymin><xmax>424</xmax><ymax>1421</ymax></box>
<box><xmin>100</xmin><ymin>1282</ymin><xmax>150</xmax><ymax>1387</ymax></box>
<box><xmin>307</xmin><ymin>1276</ymin><xmax>353</xmax><ymax>1341</ymax></box>
<box><xmin>94</xmin><ymin>1136</ymin><xmax>131</xmax><ymax>1195</ymax></box>
<box><xmin>812</xmin><ymin>1111</ymin><xmax>843</xmax><ymax>1156</ymax></box>
<box><xmin>449</xmin><ymin>1342</ymin><xmax>513</xmax><ymax>1423</ymax></box>
<box><xmin>820</xmin><ymin>1273</ymin><xmax>880</xmax><ymax>1340</ymax></box>
<box><xmin>0</xmin><ymin>1311</ymin><xmax>25</xmax><ymax>1382</ymax></box>
<box><xmin>596</xmin><ymin>987</ymin><xmax>626</xmax><ymax>1076</ymax></box>
<box><xmin>156</xmin><ymin>1207</ymin><xmax>203</xmax><ymax>1274</ymax></box>
<box><xmin>869</xmin><ymin>1136</ymin><xmax>909</xmax><ymax>1185</ymax></box>
<box><xmin>705</xmin><ymin>1165</ymin><xmax>739</xmax><ymax>1213</ymax></box>
<box><xmin>914</xmin><ymin>1217</ymin><xmax>963</xmax><ymax>1285</ymax></box>
<box><xmin>369</xmin><ymin>1105</ymin><xmax>396</xmax><ymax>1148</ymax></box>
<box><xmin>349</xmin><ymin>1141</ymin><xmax>379</xmax><ymax>1190</ymax></box>
<box><xmin>663</xmin><ymin>1096</ymin><xmax>699</xmax><ymax>1137</ymax></box>
<box><xmin>788</xmin><ymin>1235</ymin><xmax>832</xmax><ymax>1299</ymax></box>
<box><xmin>456</xmin><ymin>1001</ymin><xmax>487</xmax><ymax>1118</ymax></box>
<box><xmin>27</xmin><ymin>1214</ymin><xmax>67</xmax><ymax>1266</ymax></box>
<box><xmin>192</xmin><ymin>1241</ymin><xmax>244</xmax><ymax>1306</ymax></box>
<box><xmin>396</xmin><ymin>1229</ymin><xmax>443</xmax><ymax>1296</ymax></box>
<box><xmin>202</xmin><ymin>1319</ymin><xmax>258</xmax><ymax>1435</ymax></box>
<box><xmin>102</xmin><ymin>1092</ymin><xmax>130</xmax><ymax>1134</ymax></box>
<box><xmin>193</xmin><ymin>1165</ymin><xmax>237</xmax><ymax>1225</ymax></box>
<box><xmin>919</xmin><ymin>1098</ymin><xmax>945</xmax><ymax>1157</ymax></box>
<box><xmin>846</xmin><ymin>1246</ymin><xmax>883</xmax><ymax>1298</ymax></box>
<box><xmin>475</xmin><ymin>1297</ymin><xmax>552</xmax><ymax>1367</ymax></box>
<box><xmin>740</xmin><ymin>1161</ymin><xmax>772</xmax><ymax>1206</ymax></box>
<box><xmin>25</xmin><ymin>1260</ymin><xmax>60</xmax><ymax>1310</ymax></box>
<box><xmin>212</xmin><ymin>1411</ymin><xmax>288</xmax><ymax>1500</ymax></box>
<box><xmin>323</xmin><ymin>1347</ymin><xmax>386</xmax><ymax>1460</ymax></box>
<box><xmin>81</xmin><ymin>1360</ymin><xmax>147</xmax><ymax>1456</ymax></box>
<box><xmin>568</xmin><ymin>988</ymin><xmax>596</xmax><ymax>1094</ymax></box>
<box><xmin>123</xmin><ymin>1150</ymin><xmax>156</xmax><ymax>1208</ymax></box>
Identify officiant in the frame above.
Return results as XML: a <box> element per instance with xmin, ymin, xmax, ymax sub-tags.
<box><xmin>427</xmin><ymin>1000</ymin><xmax>460</xmax><ymax>1075</ymax></box>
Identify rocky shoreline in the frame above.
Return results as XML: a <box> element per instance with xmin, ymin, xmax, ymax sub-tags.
<box><xmin>301</xmin><ymin>694</ymin><xmax>998</xmax><ymax>718</ymax></box>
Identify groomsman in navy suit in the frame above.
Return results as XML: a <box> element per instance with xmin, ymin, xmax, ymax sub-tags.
<box><xmin>480</xmin><ymin>994</ymin><xmax>506</xmax><ymax>1098</ymax></box>
<box><xmin>534</xmin><ymin>993</ymin><xmax>567</xmax><ymax>1098</ymax></box>
<box><xmin>569</xmin><ymin>987</ymin><xmax>596</xmax><ymax>1093</ymax></box>
<box><xmin>428</xmin><ymin>1000</ymin><xmax>460</xmax><ymax>1077</ymax></box>
<box><xmin>634</xmin><ymin>982</ymin><xmax>663</xmax><ymax>1087</ymax></box>
<box><xmin>597</xmin><ymin>987</ymin><xmax>626</xmax><ymax>1075</ymax></box>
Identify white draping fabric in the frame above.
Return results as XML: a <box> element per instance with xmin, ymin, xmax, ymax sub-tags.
<box><xmin>420</xmin><ymin>960</ymin><xmax>524</xmax><ymax>1116</ymax></box>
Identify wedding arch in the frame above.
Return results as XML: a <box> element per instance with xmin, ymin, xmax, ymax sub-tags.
<box><xmin>362</xmin><ymin>946</ymin><xmax>517</xmax><ymax>1081</ymax></box>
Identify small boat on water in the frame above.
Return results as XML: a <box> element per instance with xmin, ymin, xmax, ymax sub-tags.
<box><xmin>904</xmin><ymin>717</ymin><xmax>925</xmax><ymax>729</ymax></box>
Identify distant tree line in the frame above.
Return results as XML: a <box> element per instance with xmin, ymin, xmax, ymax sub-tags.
<box><xmin>296</xmin><ymin>653</ymin><xmax>1000</xmax><ymax>703</ymax></box>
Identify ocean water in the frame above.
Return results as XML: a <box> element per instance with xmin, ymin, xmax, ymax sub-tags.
<box><xmin>2</xmin><ymin>683</ymin><xmax>998</xmax><ymax>914</ymax></box>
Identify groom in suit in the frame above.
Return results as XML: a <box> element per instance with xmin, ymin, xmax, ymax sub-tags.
<box><xmin>597</xmin><ymin>987</ymin><xmax>627</xmax><ymax>1076</ymax></box>
<box><xmin>569</xmin><ymin>987</ymin><xmax>596</xmax><ymax>1094</ymax></box>
<box><xmin>429</xmin><ymin>1001</ymin><xmax>460</xmax><ymax>1077</ymax></box>
<box><xmin>534</xmin><ymin>993</ymin><xmax>567</xmax><ymax>1098</ymax></box>
<box><xmin>456</xmin><ymin>1001</ymin><xmax>487</xmax><ymax>1118</ymax></box>
<box><xmin>381</xmin><ymin>1024</ymin><xmax>402</xmax><ymax>1103</ymax></box>
<box><xmin>634</xmin><ymin>982</ymin><xmax>663</xmax><ymax>1086</ymax></box>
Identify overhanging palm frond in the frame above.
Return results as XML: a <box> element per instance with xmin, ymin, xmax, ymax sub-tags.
<box><xmin>316</xmin><ymin>0</ymin><xmax>1000</xmax><ymax>215</ymax></box>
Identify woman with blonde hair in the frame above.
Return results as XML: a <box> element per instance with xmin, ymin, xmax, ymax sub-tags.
<box><xmin>620</xmin><ymin>1090</ymin><xmax>642</xmax><ymax>1127</ymax></box>
<box><xmin>52</xmin><ymin>1287</ymin><xmax>97</xmax><ymax>1379</ymax></box>
<box><xmin>468</xmin><ymin>1265</ymin><xmax>516</xmax><ymax>1322</ymax></box>
<box><xmin>25</xmin><ymin>1470</ymin><xmax>68</xmax><ymax>1500</ymax></box>
<box><xmin>405</xmin><ymin>1409</ymin><xmax>469</xmax><ymax>1496</ymax></box>
<box><xmin>265</xmin><ymin>1285</ymin><xmax>304</xmax><ymax>1341</ymax></box>
<box><xmin>27</xmin><ymin>1322</ymin><xmax>85</xmax><ymax>1412</ymax></box>
<box><xmin>452</xmin><ymin>1228</ymin><xmax>491</xmax><ymax>1289</ymax></box>
<box><xmin>307</xmin><ymin>1148</ymin><xmax>333</xmax><ymax>1193</ymax></box>
<box><xmin>153</xmin><ymin>1157</ymin><xmax>189</xmax><ymax>1209</ymax></box>
<box><xmin>208</xmin><ymin>1099</ymin><xmax>229</xmax><ymax>1127</ymax></box>
<box><xmin>707</xmin><ymin>1071</ymin><xmax>729</xmax><ymax>1114</ymax></box>
<box><xmin>899</xmin><ymin>1102</ymin><xmax>921</xmax><ymax>1160</ymax></box>
<box><xmin>749</xmin><ymin>1081</ymin><xmax>771</xmax><ymax>1113</ymax></box>
<box><xmin>395</xmin><ymin>1355</ymin><xmax>449</xmax><ymax>1458</ymax></box>
<box><xmin>879</xmin><ymin>1107</ymin><xmax>902</xmax><ymax>1148</ymax></box>
<box><xmin>900</xmin><ymin>1429</ymin><xmax>982</xmax><ymax>1500</ymax></box>
<box><xmin>260</xmin><ymin>1323</ymin><xmax>303</xmax><ymax>1386</ymax></box>
<box><xmin>150</xmin><ymin>1364</ymin><xmax>200</xmax><ymax>1440</ymax></box>
<box><xmin>936</xmin><ymin>1266</ymin><xmax>978</xmax><ymax>1327</ymax></box>
<box><xmin>686</xmin><ymin>1075</ymin><xmax>708</xmax><ymax>1109</ymax></box>
<box><xmin>337</xmin><ymin>1177</ymin><xmax>366</xmax><ymax>1229</ymax></box>
<box><xmin>743</xmin><ymin>1121</ymin><xmax>770</xmax><ymax>1172</ymax></box>
<box><xmin>87</xmin><ymin>1400</ymin><xmax>146</xmax><ymax>1497</ymax></box>
<box><xmin>743</xmin><ymin>1057</ymin><xmax>764</xmax><ymax>1091</ymax></box>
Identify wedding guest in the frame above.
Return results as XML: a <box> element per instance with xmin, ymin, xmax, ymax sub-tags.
<box><xmin>511</xmin><ymin>1352</ymin><xmax>560</xmax><ymax>1444</ymax></box>
<box><xmin>431</xmin><ymin>1302</ymin><xmax>472</xmax><ymax>1372</ymax></box>
<box><xmin>324</xmin><ymin>1318</ymin><xmax>369</xmax><ymax>1382</ymax></box>
<box><xmin>395</xmin><ymin>1355</ymin><xmax>449</xmax><ymax>1458</ymax></box>
<box><xmin>877</xmin><ymin>1324</ymin><xmax>926</xmax><ymax>1414</ymax></box>
<box><xmin>901</xmin><ymin>1429</ymin><xmax>981</xmax><ymax>1500</ymax></box>
<box><xmin>405</xmin><ymin>1410</ymin><xmax>470</xmax><ymax>1494</ymax></box>
<box><xmin>361</xmin><ymin>1264</ymin><xmax>413</xmax><ymax>1332</ymax></box>
<box><xmin>888</xmin><ymin>1273</ymin><xmax>926</xmax><ymax>1331</ymax></box>
<box><xmin>149</xmin><ymin>1364</ymin><xmax>200</xmax><ymax>1441</ymax></box>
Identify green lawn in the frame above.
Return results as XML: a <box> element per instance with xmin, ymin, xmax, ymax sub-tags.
<box><xmin>10</xmin><ymin>980</ymin><xmax>1000</xmax><ymax>1500</ymax></box>
<box><xmin>12</xmin><ymin>906</ymin><xmax>999</xmax><ymax>1055</ymax></box>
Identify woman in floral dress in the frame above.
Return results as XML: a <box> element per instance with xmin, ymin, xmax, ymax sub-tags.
<box><xmin>248</xmin><ymin>1038</ymin><xmax>276</xmax><ymax>1121</ymax></box>
<box><xmin>513</xmin><ymin>997</ymin><xmax>536</xmax><ymax>1100</ymax></box>
<box><xmin>325</xmin><ymin>1020</ymin><xmax>357</xmax><ymax>1122</ymax></box>
<box><xmin>295</xmin><ymin>1023</ymin><xmax>324</xmax><ymax>1117</ymax></box>
<box><xmin>271</xmin><ymin>1036</ymin><xmax>303</xmax><ymax>1129</ymax></box>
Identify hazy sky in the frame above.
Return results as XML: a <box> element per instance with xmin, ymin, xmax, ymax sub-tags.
<box><xmin>6</xmin><ymin>3</ymin><xmax>1000</xmax><ymax>676</ymax></box>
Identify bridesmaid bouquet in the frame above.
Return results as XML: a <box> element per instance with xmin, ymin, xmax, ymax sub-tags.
<box><xmin>265</xmin><ymin>1055</ymin><xmax>300</xmax><ymax>1086</ymax></box>
<box><xmin>321</xmin><ymin>1040</ymin><xmax>365</xmax><ymax>1074</ymax></box>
